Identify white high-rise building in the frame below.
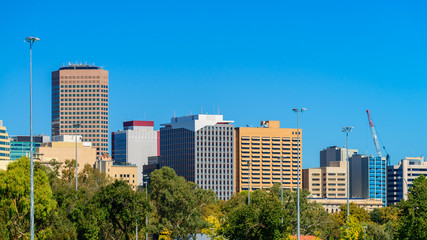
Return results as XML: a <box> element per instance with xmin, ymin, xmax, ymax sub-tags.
<box><xmin>112</xmin><ymin>121</ymin><xmax>158</xmax><ymax>185</ymax></box>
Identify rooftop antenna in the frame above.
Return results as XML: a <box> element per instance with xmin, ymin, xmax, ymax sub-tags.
<box><xmin>201</xmin><ymin>106</ymin><xmax>203</xmax><ymax>114</ymax></box>
<box><xmin>174</xmin><ymin>111</ymin><xmax>176</xmax><ymax>118</ymax></box>
<box><xmin>218</xmin><ymin>106</ymin><xmax>220</xmax><ymax>115</ymax></box>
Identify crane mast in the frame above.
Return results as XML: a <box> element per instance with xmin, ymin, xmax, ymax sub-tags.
<box><xmin>366</xmin><ymin>110</ymin><xmax>382</xmax><ymax>157</ymax></box>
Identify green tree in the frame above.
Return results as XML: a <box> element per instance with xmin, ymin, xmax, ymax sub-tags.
<box><xmin>93</xmin><ymin>180</ymin><xmax>148</xmax><ymax>240</ymax></box>
<box><xmin>0</xmin><ymin>157</ymin><xmax>61</xmax><ymax>239</ymax></box>
<box><xmin>365</xmin><ymin>222</ymin><xmax>391</xmax><ymax>240</ymax></box>
<box><xmin>220</xmin><ymin>189</ymin><xmax>290</xmax><ymax>240</ymax></box>
<box><xmin>340</xmin><ymin>215</ymin><xmax>365</xmax><ymax>240</ymax></box>
<box><xmin>333</xmin><ymin>202</ymin><xmax>371</xmax><ymax>226</ymax></box>
<box><xmin>149</xmin><ymin>167</ymin><xmax>216</xmax><ymax>239</ymax></box>
<box><xmin>397</xmin><ymin>174</ymin><xmax>427</xmax><ymax>240</ymax></box>
<box><xmin>270</xmin><ymin>185</ymin><xmax>338</xmax><ymax>239</ymax></box>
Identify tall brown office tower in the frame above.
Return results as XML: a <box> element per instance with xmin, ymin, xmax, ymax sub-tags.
<box><xmin>52</xmin><ymin>64</ymin><xmax>109</xmax><ymax>158</ymax></box>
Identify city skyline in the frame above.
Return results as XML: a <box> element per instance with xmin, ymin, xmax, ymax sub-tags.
<box><xmin>1</xmin><ymin>1</ymin><xmax>427</xmax><ymax>169</ymax></box>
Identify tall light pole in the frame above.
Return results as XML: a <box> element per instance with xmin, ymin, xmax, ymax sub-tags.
<box><xmin>342</xmin><ymin>126</ymin><xmax>353</xmax><ymax>224</ymax></box>
<box><xmin>281</xmin><ymin>155</ymin><xmax>284</xmax><ymax>224</ymax></box>
<box><xmin>245</xmin><ymin>159</ymin><xmax>251</xmax><ymax>205</ymax></box>
<box><xmin>144</xmin><ymin>175</ymin><xmax>150</xmax><ymax>240</ymax></box>
<box><xmin>293</xmin><ymin>108</ymin><xmax>306</xmax><ymax>240</ymax></box>
<box><xmin>25</xmin><ymin>36</ymin><xmax>40</xmax><ymax>240</ymax></box>
<box><xmin>74</xmin><ymin>123</ymin><xmax>81</xmax><ymax>191</ymax></box>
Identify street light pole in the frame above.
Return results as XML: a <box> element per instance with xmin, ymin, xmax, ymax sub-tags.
<box><xmin>247</xmin><ymin>159</ymin><xmax>251</xmax><ymax>205</ymax></box>
<box><xmin>281</xmin><ymin>155</ymin><xmax>284</xmax><ymax>225</ymax></box>
<box><xmin>342</xmin><ymin>126</ymin><xmax>353</xmax><ymax>224</ymax></box>
<box><xmin>145</xmin><ymin>175</ymin><xmax>149</xmax><ymax>240</ymax></box>
<box><xmin>74</xmin><ymin>123</ymin><xmax>81</xmax><ymax>191</ymax></box>
<box><xmin>25</xmin><ymin>36</ymin><xmax>40</xmax><ymax>240</ymax></box>
<box><xmin>293</xmin><ymin>108</ymin><xmax>306</xmax><ymax>240</ymax></box>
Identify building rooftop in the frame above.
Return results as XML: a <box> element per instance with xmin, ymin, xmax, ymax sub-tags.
<box><xmin>59</xmin><ymin>63</ymin><xmax>101</xmax><ymax>70</ymax></box>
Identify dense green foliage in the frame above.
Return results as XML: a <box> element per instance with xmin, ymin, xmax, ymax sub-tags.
<box><xmin>397</xmin><ymin>174</ymin><xmax>427</xmax><ymax>240</ymax></box>
<box><xmin>2</xmin><ymin>158</ymin><xmax>427</xmax><ymax>240</ymax></box>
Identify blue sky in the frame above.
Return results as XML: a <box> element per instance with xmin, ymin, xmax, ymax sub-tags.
<box><xmin>0</xmin><ymin>1</ymin><xmax>426</xmax><ymax>168</ymax></box>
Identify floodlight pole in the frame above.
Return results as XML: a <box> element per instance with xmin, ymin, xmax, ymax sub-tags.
<box><xmin>293</xmin><ymin>108</ymin><xmax>306</xmax><ymax>240</ymax></box>
<box><xmin>25</xmin><ymin>36</ymin><xmax>40</xmax><ymax>240</ymax></box>
<box><xmin>342</xmin><ymin>126</ymin><xmax>353</xmax><ymax>224</ymax></box>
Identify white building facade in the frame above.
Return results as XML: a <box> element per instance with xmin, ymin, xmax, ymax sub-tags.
<box><xmin>112</xmin><ymin>121</ymin><xmax>159</xmax><ymax>185</ymax></box>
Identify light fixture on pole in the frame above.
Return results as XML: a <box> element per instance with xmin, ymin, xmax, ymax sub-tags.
<box><xmin>74</xmin><ymin>123</ymin><xmax>81</xmax><ymax>191</ymax></box>
<box><xmin>342</xmin><ymin>126</ymin><xmax>353</xmax><ymax>224</ymax></box>
<box><xmin>25</xmin><ymin>36</ymin><xmax>40</xmax><ymax>240</ymax></box>
<box><xmin>292</xmin><ymin>108</ymin><xmax>306</xmax><ymax>240</ymax></box>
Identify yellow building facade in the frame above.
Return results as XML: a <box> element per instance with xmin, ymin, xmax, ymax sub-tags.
<box><xmin>235</xmin><ymin>120</ymin><xmax>301</xmax><ymax>192</ymax></box>
<box><xmin>95</xmin><ymin>154</ymin><xmax>138</xmax><ymax>190</ymax></box>
<box><xmin>302</xmin><ymin>161</ymin><xmax>347</xmax><ymax>198</ymax></box>
<box><xmin>35</xmin><ymin>138</ymin><xmax>97</xmax><ymax>173</ymax></box>
<box><xmin>0</xmin><ymin>120</ymin><xmax>10</xmax><ymax>161</ymax></box>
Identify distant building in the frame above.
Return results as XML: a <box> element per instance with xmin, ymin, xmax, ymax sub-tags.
<box><xmin>303</xmin><ymin>161</ymin><xmax>347</xmax><ymax>198</ymax></box>
<box><xmin>112</xmin><ymin>120</ymin><xmax>159</xmax><ymax>185</ymax></box>
<box><xmin>10</xmin><ymin>135</ymin><xmax>50</xmax><ymax>160</ymax></box>
<box><xmin>34</xmin><ymin>134</ymin><xmax>97</xmax><ymax>173</ymax></box>
<box><xmin>349</xmin><ymin>154</ymin><xmax>387</xmax><ymax>205</ymax></box>
<box><xmin>320</xmin><ymin>146</ymin><xmax>358</xmax><ymax>168</ymax></box>
<box><xmin>0</xmin><ymin>120</ymin><xmax>10</xmax><ymax>161</ymax></box>
<box><xmin>309</xmin><ymin>198</ymin><xmax>383</xmax><ymax>213</ymax></box>
<box><xmin>51</xmin><ymin>64</ymin><xmax>109</xmax><ymax>158</ymax></box>
<box><xmin>235</xmin><ymin>120</ymin><xmax>301</xmax><ymax>192</ymax></box>
<box><xmin>143</xmin><ymin>156</ymin><xmax>160</xmax><ymax>179</ymax></box>
<box><xmin>387</xmin><ymin>156</ymin><xmax>427</xmax><ymax>205</ymax></box>
<box><xmin>95</xmin><ymin>154</ymin><xmax>138</xmax><ymax>190</ymax></box>
<box><xmin>160</xmin><ymin>114</ymin><xmax>234</xmax><ymax>200</ymax></box>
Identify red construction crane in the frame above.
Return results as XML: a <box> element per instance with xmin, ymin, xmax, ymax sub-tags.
<box><xmin>366</xmin><ymin>110</ymin><xmax>382</xmax><ymax>157</ymax></box>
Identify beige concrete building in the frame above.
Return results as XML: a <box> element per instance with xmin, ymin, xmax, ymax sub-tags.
<box><xmin>235</xmin><ymin>120</ymin><xmax>301</xmax><ymax>192</ymax></box>
<box><xmin>309</xmin><ymin>198</ymin><xmax>383</xmax><ymax>213</ymax></box>
<box><xmin>52</xmin><ymin>64</ymin><xmax>109</xmax><ymax>158</ymax></box>
<box><xmin>0</xmin><ymin>120</ymin><xmax>10</xmax><ymax>161</ymax></box>
<box><xmin>34</xmin><ymin>135</ymin><xmax>97</xmax><ymax>173</ymax></box>
<box><xmin>303</xmin><ymin>161</ymin><xmax>347</xmax><ymax>198</ymax></box>
<box><xmin>95</xmin><ymin>154</ymin><xmax>138</xmax><ymax>190</ymax></box>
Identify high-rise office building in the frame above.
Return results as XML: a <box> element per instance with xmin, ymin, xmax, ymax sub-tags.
<box><xmin>320</xmin><ymin>146</ymin><xmax>358</xmax><ymax>167</ymax></box>
<box><xmin>52</xmin><ymin>64</ymin><xmax>109</xmax><ymax>158</ymax></box>
<box><xmin>303</xmin><ymin>161</ymin><xmax>347</xmax><ymax>198</ymax></box>
<box><xmin>235</xmin><ymin>121</ymin><xmax>301</xmax><ymax>192</ymax></box>
<box><xmin>112</xmin><ymin>121</ymin><xmax>159</xmax><ymax>185</ymax></box>
<box><xmin>160</xmin><ymin>114</ymin><xmax>234</xmax><ymax>200</ymax></box>
<box><xmin>10</xmin><ymin>135</ymin><xmax>50</xmax><ymax>160</ymax></box>
<box><xmin>387</xmin><ymin>157</ymin><xmax>427</xmax><ymax>205</ymax></box>
<box><xmin>0</xmin><ymin>120</ymin><xmax>10</xmax><ymax>161</ymax></box>
<box><xmin>349</xmin><ymin>154</ymin><xmax>387</xmax><ymax>205</ymax></box>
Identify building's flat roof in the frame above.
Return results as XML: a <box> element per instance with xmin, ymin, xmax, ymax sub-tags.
<box><xmin>59</xmin><ymin>64</ymin><xmax>101</xmax><ymax>70</ymax></box>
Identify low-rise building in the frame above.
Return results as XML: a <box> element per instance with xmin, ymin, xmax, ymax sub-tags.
<box><xmin>303</xmin><ymin>161</ymin><xmax>347</xmax><ymax>198</ymax></box>
<box><xmin>309</xmin><ymin>198</ymin><xmax>383</xmax><ymax>213</ymax></box>
<box><xmin>0</xmin><ymin>120</ymin><xmax>10</xmax><ymax>161</ymax></box>
<box><xmin>95</xmin><ymin>154</ymin><xmax>138</xmax><ymax>190</ymax></box>
<box><xmin>143</xmin><ymin>156</ymin><xmax>160</xmax><ymax>178</ymax></box>
<box><xmin>10</xmin><ymin>135</ymin><xmax>50</xmax><ymax>160</ymax></box>
<box><xmin>387</xmin><ymin>156</ymin><xmax>427</xmax><ymax>205</ymax></box>
<box><xmin>34</xmin><ymin>135</ymin><xmax>97</xmax><ymax>173</ymax></box>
